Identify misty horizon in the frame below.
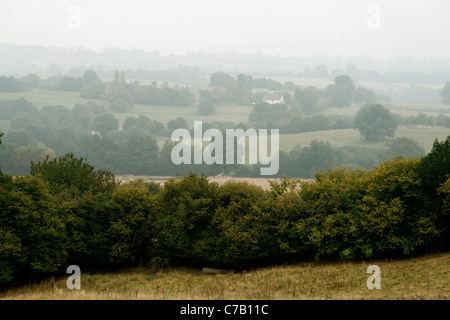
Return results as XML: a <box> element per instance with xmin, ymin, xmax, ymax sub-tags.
<box><xmin>1</xmin><ymin>0</ymin><xmax>450</xmax><ymax>61</ymax></box>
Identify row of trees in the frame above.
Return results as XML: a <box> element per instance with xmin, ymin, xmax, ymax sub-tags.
<box><xmin>208</xmin><ymin>72</ymin><xmax>380</xmax><ymax>114</ymax></box>
<box><xmin>0</xmin><ymin>126</ymin><xmax>427</xmax><ymax>178</ymax></box>
<box><xmin>0</xmin><ymin>99</ymin><xmax>440</xmax><ymax>177</ymax></box>
<box><xmin>1</xmin><ymin>136</ymin><xmax>449</xmax><ymax>285</ymax></box>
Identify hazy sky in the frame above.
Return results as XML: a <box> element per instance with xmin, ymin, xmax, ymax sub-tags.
<box><xmin>1</xmin><ymin>0</ymin><xmax>449</xmax><ymax>60</ymax></box>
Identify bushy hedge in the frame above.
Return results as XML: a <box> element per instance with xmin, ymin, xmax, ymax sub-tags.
<box><xmin>1</xmin><ymin>137</ymin><xmax>449</xmax><ymax>285</ymax></box>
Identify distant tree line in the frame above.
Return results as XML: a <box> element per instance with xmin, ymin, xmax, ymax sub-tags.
<box><xmin>208</xmin><ymin>72</ymin><xmax>380</xmax><ymax>112</ymax></box>
<box><xmin>1</xmin><ymin>136</ymin><xmax>449</xmax><ymax>286</ymax></box>
<box><xmin>0</xmin><ymin>97</ymin><xmax>449</xmax><ymax>177</ymax></box>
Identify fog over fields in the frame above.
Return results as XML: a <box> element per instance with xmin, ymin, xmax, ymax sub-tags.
<box><xmin>1</xmin><ymin>1</ymin><xmax>449</xmax><ymax>306</ymax></box>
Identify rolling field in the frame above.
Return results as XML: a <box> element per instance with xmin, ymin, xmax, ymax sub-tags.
<box><xmin>1</xmin><ymin>88</ymin><xmax>448</xmax><ymax>155</ymax></box>
<box><xmin>0</xmin><ymin>89</ymin><xmax>103</xmax><ymax>110</ymax></box>
<box><xmin>116</xmin><ymin>103</ymin><xmax>254</xmax><ymax>126</ymax></box>
<box><xmin>279</xmin><ymin>126</ymin><xmax>450</xmax><ymax>153</ymax></box>
<box><xmin>116</xmin><ymin>175</ymin><xmax>285</xmax><ymax>189</ymax></box>
<box><xmin>1</xmin><ymin>252</ymin><xmax>448</xmax><ymax>300</ymax></box>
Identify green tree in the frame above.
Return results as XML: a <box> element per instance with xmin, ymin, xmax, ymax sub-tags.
<box><xmin>334</xmin><ymin>75</ymin><xmax>356</xmax><ymax>93</ymax></box>
<box><xmin>355</xmin><ymin>87</ymin><xmax>377</xmax><ymax>104</ymax></box>
<box><xmin>120</xmin><ymin>136</ymin><xmax>159</xmax><ymax>175</ymax></box>
<box><xmin>80</xmin><ymin>81</ymin><xmax>106</xmax><ymax>99</ymax></box>
<box><xmin>167</xmin><ymin>117</ymin><xmax>189</xmax><ymax>134</ymax></box>
<box><xmin>30</xmin><ymin>153</ymin><xmax>118</xmax><ymax>197</ymax></box>
<box><xmin>58</xmin><ymin>76</ymin><xmax>83</xmax><ymax>91</ymax></box>
<box><xmin>440</xmin><ymin>81</ymin><xmax>450</xmax><ymax>105</ymax></box>
<box><xmin>294</xmin><ymin>87</ymin><xmax>322</xmax><ymax>115</ymax></box>
<box><xmin>0</xmin><ymin>76</ymin><xmax>21</xmax><ymax>92</ymax></box>
<box><xmin>154</xmin><ymin>173</ymin><xmax>219</xmax><ymax>265</ymax></box>
<box><xmin>249</xmin><ymin>102</ymin><xmax>289</xmax><ymax>128</ymax></box>
<box><xmin>324</xmin><ymin>84</ymin><xmax>354</xmax><ymax>108</ymax></box>
<box><xmin>198</xmin><ymin>100</ymin><xmax>215</xmax><ymax>115</ymax></box>
<box><xmin>385</xmin><ymin>137</ymin><xmax>425</xmax><ymax>160</ymax></box>
<box><xmin>72</xmin><ymin>103</ymin><xmax>94</xmax><ymax>129</ymax></box>
<box><xmin>0</xmin><ymin>98</ymin><xmax>38</xmax><ymax>120</ymax></box>
<box><xmin>209</xmin><ymin>72</ymin><xmax>237</xmax><ymax>90</ymax></box>
<box><xmin>108</xmin><ymin>182</ymin><xmax>157</xmax><ymax>266</ymax></box>
<box><xmin>39</xmin><ymin>105</ymin><xmax>77</xmax><ymax>128</ymax></box>
<box><xmin>354</xmin><ymin>104</ymin><xmax>398</xmax><ymax>141</ymax></box>
<box><xmin>210</xmin><ymin>181</ymin><xmax>277</xmax><ymax>268</ymax></box>
<box><xmin>418</xmin><ymin>136</ymin><xmax>450</xmax><ymax>194</ymax></box>
<box><xmin>81</xmin><ymin>70</ymin><xmax>99</xmax><ymax>87</ymax></box>
<box><xmin>0</xmin><ymin>174</ymin><xmax>67</xmax><ymax>284</ymax></box>
<box><xmin>89</xmin><ymin>114</ymin><xmax>119</xmax><ymax>135</ymax></box>
<box><xmin>293</xmin><ymin>140</ymin><xmax>335</xmax><ymax>178</ymax></box>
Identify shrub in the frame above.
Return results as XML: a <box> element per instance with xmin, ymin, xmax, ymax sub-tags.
<box><xmin>153</xmin><ymin>173</ymin><xmax>219</xmax><ymax>265</ymax></box>
<box><xmin>108</xmin><ymin>182</ymin><xmax>158</xmax><ymax>266</ymax></box>
<box><xmin>211</xmin><ymin>181</ymin><xmax>278</xmax><ymax>268</ymax></box>
<box><xmin>30</xmin><ymin>153</ymin><xmax>118</xmax><ymax>198</ymax></box>
<box><xmin>0</xmin><ymin>174</ymin><xmax>67</xmax><ymax>284</ymax></box>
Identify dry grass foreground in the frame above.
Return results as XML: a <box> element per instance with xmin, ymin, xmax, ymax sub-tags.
<box><xmin>1</xmin><ymin>252</ymin><xmax>449</xmax><ymax>300</ymax></box>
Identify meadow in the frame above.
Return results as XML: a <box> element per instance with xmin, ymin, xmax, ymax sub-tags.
<box><xmin>279</xmin><ymin>126</ymin><xmax>450</xmax><ymax>153</ymax></box>
<box><xmin>0</xmin><ymin>89</ymin><xmax>102</xmax><ymax>110</ymax></box>
<box><xmin>1</xmin><ymin>252</ymin><xmax>448</xmax><ymax>300</ymax></box>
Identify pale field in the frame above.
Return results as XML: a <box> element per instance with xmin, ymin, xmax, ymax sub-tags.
<box><xmin>116</xmin><ymin>103</ymin><xmax>254</xmax><ymax>126</ymax></box>
<box><xmin>1</xmin><ymin>252</ymin><xmax>448</xmax><ymax>300</ymax></box>
<box><xmin>0</xmin><ymin>89</ymin><xmax>103</xmax><ymax>110</ymax></box>
<box><xmin>116</xmin><ymin>175</ymin><xmax>282</xmax><ymax>189</ymax></box>
<box><xmin>279</xmin><ymin>126</ymin><xmax>450</xmax><ymax>153</ymax></box>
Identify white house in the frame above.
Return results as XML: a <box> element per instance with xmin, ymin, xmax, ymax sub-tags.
<box><xmin>263</xmin><ymin>93</ymin><xmax>285</xmax><ymax>104</ymax></box>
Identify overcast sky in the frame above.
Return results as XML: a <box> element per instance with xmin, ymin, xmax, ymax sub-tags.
<box><xmin>1</xmin><ymin>0</ymin><xmax>449</xmax><ymax>60</ymax></box>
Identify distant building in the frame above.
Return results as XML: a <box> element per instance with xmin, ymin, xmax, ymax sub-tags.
<box><xmin>263</xmin><ymin>93</ymin><xmax>285</xmax><ymax>104</ymax></box>
<box><xmin>90</xmin><ymin>131</ymin><xmax>103</xmax><ymax>139</ymax></box>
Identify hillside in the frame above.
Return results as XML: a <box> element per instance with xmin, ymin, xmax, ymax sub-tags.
<box><xmin>1</xmin><ymin>252</ymin><xmax>448</xmax><ymax>300</ymax></box>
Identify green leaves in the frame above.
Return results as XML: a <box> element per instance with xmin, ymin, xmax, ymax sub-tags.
<box><xmin>0</xmin><ymin>175</ymin><xmax>67</xmax><ymax>284</ymax></box>
<box><xmin>2</xmin><ymin>140</ymin><xmax>450</xmax><ymax>285</ymax></box>
<box><xmin>354</xmin><ymin>104</ymin><xmax>398</xmax><ymax>141</ymax></box>
<box><xmin>30</xmin><ymin>153</ymin><xmax>118</xmax><ymax>198</ymax></box>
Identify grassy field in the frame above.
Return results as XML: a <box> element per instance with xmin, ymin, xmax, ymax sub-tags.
<box><xmin>117</xmin><ymin>103</ymin><xmax>254</xmax><ymax>126</ymax></box>
<box><xmin>1</xmin><ymin>252</ymin><xmax>448</xmax><ymax>300</ymax></box>
<box><xmin>279</xmin><ymin>127</ymin><xmax>450</xmax><ymax>153</ymax></box>
<box><xmin>116</xmin><ymin>175</ymin><xmax>284</xmax><ymax>189</ymax></box>
<box><xmin>0</xmin><ymin>89</ymin><xmax>103</xmax><ymax>110</ymax></box>
<box><xmin>0</xmin><ymin>89</ymin><xmax>253</xmax><ymax>126</ymax></box>
<box><xmin>1</xmin><ymin>88</ymin><xmax>448</xmax><ymax>155</ymax></box>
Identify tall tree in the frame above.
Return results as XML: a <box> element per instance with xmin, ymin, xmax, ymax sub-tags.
<box><xmin>334</xmin><ymin>75</ymin><xmax>356</xmax><ymax>93</ymax></box>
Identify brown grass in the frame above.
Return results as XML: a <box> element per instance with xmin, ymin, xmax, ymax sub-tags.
<box><xmin>1</xmin><ymin>252</ymin><xmax>448</xmax><ymax>300</ymax></box>
<box><xmin>116</xmin><ymin>175</ymin><xmax>285</xmax><ymax>190</ymax></box>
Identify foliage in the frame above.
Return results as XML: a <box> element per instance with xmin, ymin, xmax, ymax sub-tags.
<box><xmin>58</xmin><ymin>76</ymin><xmax>83</xmax><ymax>91</ymax></box>
<box><xmin>418</xmin><ymin>136</ymin><xmax>450</xmax><ymax>194</ymax></box>
<box><xmin>1</xmin><ymin>147</ymin><xmax>450</xmax><ymax>285</ymax></box>
<box><xmin>384</xmin><ymin>137</ymin><xmax>425</xmax><ymax>160</ymax></box>
<box><xmin>0</xmin><ymin>76</ymin><xmax>21</xmax><ymax>92</ymax></box>
<box><xmin>0</xmin><ymin>174</ymin><xmax>67</xmax><ymax>284</ymax></box>
<box><xmin>198</xmin><ymin>91</ymin><xmax>216</xmax><ymax>115</ymax></box>
<box><xmin>0</xmin><ymin>98</ymin><xmax>38</xmax><ymax>120</ymax></box>
<box><xmin>89</xmin><ymin>114</ymin><xmax>119</xmax><ymax>135</ymax></box>
<box><xmin>354</xmin><ymin>104</ymin><xmax>398</xmax><ymax>141</ymax></box>
<box><xmin>30</xmin><ymin>153</ymin><xmax>118</xmax><ymax>197</ymax></box>
<box><xmin>154</xmin><ymin>173</ymin><xmax>219</xmax><ymax>265</ymax></box>
<box><xmin>210</xmin><ymin>181</ymin><xmax>277</xmax><ymax>268</ymax></box>
<box><xmin>291</xmin><ymin>140</ymin><xmax>335</xmax><ymax>178</ymax></box>
<box><xmin>108</xmin><ymin>182</ymin><xmax>158</xmax><ymax>266</ymax></box>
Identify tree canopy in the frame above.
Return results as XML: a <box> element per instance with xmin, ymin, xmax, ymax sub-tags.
<box><xmin>354</xmin><ymin>104</ymin><xmax>398</xmax><ymax>141</ymax></box>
